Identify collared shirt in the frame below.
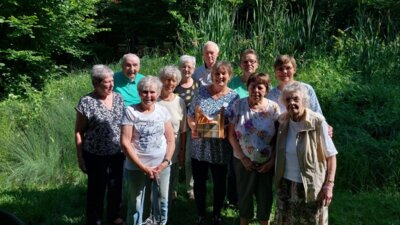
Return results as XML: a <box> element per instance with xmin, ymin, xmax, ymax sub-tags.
<box><xmin>113</xmin><ymin>71</ymin><xmax>144</xmax><ymax>107</ymax></box>
<box><xmin>193</xmin><ymin>64</ymin><xmax>212</xmax><ymax>86</ymax></box>
<box><xmin>228</xmin><ymin>76</ymin><xmax>248</xmax><ymax>99</ymax></box>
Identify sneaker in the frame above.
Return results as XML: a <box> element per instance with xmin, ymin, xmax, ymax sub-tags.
<box><xmin>187</xmin><ymin>190</ymin><xmax>195</xmax><ymax>200</ymax></box>
<box><xmin>195</xmin><ymin>216</ymin><xmax>205</xmax><ymax>225</ymax></box>
<box><xmin>212</xmin><ymin>215</ymin><xmax>223</xmax><ymax>225</ymax></box>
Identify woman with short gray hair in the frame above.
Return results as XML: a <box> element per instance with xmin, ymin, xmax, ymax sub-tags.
<box><xmin>121</xmin><ymin>75</ymin><xmax>175</xmax><ymax>225</ymax></box>
<box><xmin>75</xmin><ymin>64</ymin><xmax>125</xmax><ymax>225</ymax></box>
<box><xmin>174</xmin><ymin>55</ymin><xmax>199</xmax><ymax>200</ymax></box>
<box><xmin>274</xmin><ymin>81</ymin><xmax>338</xmax><ymax>225</ymax></box>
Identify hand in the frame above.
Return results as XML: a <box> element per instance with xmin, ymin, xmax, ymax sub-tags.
<box><xmin>256</xmin><ymin>160</ymin><xmax>274</xmax><ymax>173</ymax></box>
<box><xmin>328</xmin><ymin>125</ymin><xmax>334</xmax><ymax>138</ymax></box>
<box><xmin>321</xmin><ymin>183</ymin><xmax>334</xmax><ymax>206</ymax></box>
<box><xmin>240</xmin><ymin>157</ymin><xmax>253</xmax><ymax>171</ymax></box>
<box><xmin>154</xmin><ymin>161</ymin><xmax>169</xmax><ymax>174</ymax></box>
<box><xmin>191</xmin><ymin>129</ymin><xmax>199</xmax><ymax>139</ymax></box>
<box><xmin>143</xmin><ymin>166</ymin><xmax>156</xmax><ymax>179</ymax></box>
<box><xmin>77</xmin><ymin>156</ymin><xmax>86</xmax><ymax>173</ymax></box>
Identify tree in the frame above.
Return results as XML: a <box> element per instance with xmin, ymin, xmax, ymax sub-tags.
<box><xmin>0</xmin><ymin>0</ymin><xmax>102</xmax><ymax>98</ymax></box>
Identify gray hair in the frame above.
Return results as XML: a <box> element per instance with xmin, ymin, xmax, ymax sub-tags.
<box><xmin>91</xmin><ymin>64</ymin><xmax>114</xmax><ymax>87</ymax></box>
<box><xmin>179</xmin><ymin>55</ymin><xmax>196</xmax><ymax>68</ymax></box>
<box><xmin>203</xmin><ymin>41</ymin><xmax>220</xmax><ymax>53</ymax></box>
<box><xmin>137</xmin><ymin>75</ymin><xmax>163</xmax><ymax>95</ymax></box>
<box><xmin>159</xmin><ymin>65</ymin><xmax>182</xmax><ymax>84</ymax></box>
<box><xmin>121</xmin><ymin>53</ymin><xmax>140</xmax><ymax>66</ymax></box>
<box><xmin>280</xmin><ymin>81</ymin><xmax>310</xmax><ymax>108</ymax></box>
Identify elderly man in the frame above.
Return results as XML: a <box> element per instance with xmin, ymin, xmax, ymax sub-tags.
<box><xmin>114</xmin><ymin>53</ymin><xmax>145</xmax><ymax>106</ymax></box>
<box><xmin>193</xmin><ymin>41</ymin><xmax>220</xmax><ymax>86</ymax></box>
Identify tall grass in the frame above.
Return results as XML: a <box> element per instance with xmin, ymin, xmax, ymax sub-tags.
<box><xmin>0</xmin><ymin>72</ymin><xmax>91</xmax><ymax>186</ymax></box>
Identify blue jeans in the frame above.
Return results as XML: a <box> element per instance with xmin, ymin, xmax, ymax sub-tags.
<box><xmin>125</xmin><ymin>167</ymin><xmax>170</xmax><ymax>225</ymax></box>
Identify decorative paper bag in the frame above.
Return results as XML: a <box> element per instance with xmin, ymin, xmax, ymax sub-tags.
<box><xmin>195</xmin><ymin>105</ymin><xmax>225</xmax><ymax>138</ymax></box>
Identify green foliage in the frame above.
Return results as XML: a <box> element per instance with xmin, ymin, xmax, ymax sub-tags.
<box><xmin>0</xmin><ymin>0</ymin><xmax>102</xmax><ymax>98</ymax></box>
<box><xmin>0</xmin><ymin>71</ymin><xmax>91</xmax><ymax>186</ymax></box>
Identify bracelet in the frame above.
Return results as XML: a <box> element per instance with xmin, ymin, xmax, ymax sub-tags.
<box><xmin>325</xmin><ymin>180</ymin><xmax>334</xmax><ymax>186</ymax></box>
<box><xmin>162</xmin><ymin>158</ymin><xmax>172</xmax><ymax>166</ymax></box>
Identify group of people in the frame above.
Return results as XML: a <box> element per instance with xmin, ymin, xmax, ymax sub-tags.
<box><xmin>75</xmin><ymin>41</ymin><xmax>337</xmax><ymax>225</ymax></box>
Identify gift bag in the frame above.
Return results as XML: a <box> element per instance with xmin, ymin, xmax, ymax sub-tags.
<box><xmin>195</xmin><ymin>105</ymin><xmax>225</xmax><ymax>138</ymax></box>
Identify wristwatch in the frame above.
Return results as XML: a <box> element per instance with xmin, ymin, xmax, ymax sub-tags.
<box><xmin>162</xmin><ymin>158</ymin><xmax>172</xmax><ymax>166</ymax></box>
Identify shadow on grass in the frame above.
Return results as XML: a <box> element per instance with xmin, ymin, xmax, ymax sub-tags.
<box><xmin>0</xmin><ymin>184</ymin><xmax>86</xmax><ymax>225</ymax></box>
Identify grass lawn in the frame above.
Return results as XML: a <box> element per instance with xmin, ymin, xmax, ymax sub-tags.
<box><xmin>0</xmin><ymin>182</ymin><xmax>399</xmax><ymax>225</ymax></box>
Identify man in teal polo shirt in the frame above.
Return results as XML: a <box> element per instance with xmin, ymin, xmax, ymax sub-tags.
<box><xmin>114</xmin><ymin>53</ymin><xmax>145</xmax><ymax>106</ymax></box>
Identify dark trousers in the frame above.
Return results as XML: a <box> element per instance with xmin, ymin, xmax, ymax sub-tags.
<box><xmin>226</xmin><ymin>157</ymin><xmax>238</xmax><ymax>206</ymax></box>
<box><xmin>83</xmin><ymin>151</ymin><xmax>125</xmax><ymax>225</ymax></box>
<box><xmin>191</xmin><ymin>158</ymin><xmax>227</xmax><ymax>217</ymax></box>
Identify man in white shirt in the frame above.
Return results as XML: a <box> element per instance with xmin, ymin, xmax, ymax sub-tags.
<box><xmin>193</xmin><ymin>41</ymin><xmax>220</xmax><ymax>86</ymax></box>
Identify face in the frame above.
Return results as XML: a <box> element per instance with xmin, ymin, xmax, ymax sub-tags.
<box><xmin>212</xmin><ymin>66</ymin><xmax>231</xmax><ymax>87</ymax></box>
<box><xmin>122</xmin><ymin>56</ymin><xmax>140</xmax><ymax>79</ymax></box>
<box><xmin>283</xmin><ymin>91</ymin><xmax>305</xmax><ymax>121</ymax></box>
<box><xmin>275</xmin><ymin>62</ymin><xmax>296</xmax><ymax>85</ymax></box>
<box><xmin>203</xmin><ymin>45</ymin><xmax>219</xmax><ymax>68</ymax></box>
<box><xmin>180</xmin><ymin>61</ymin><xmax>195</xmax><ymax>79</ymax></box>
<box><xmin>139</xmin><ymin>84</ymin><xmax>159</xmax><ymax>108</ymax></box>
<box><xmin>240</xmin><ymin>53</ymin><xmax>259</xmax><ymax>74</ymax></box>
<box><xmin>248</xmin><ymin>82</ymin><xmax>267</xmax><ymax>102</ymax></box>
<box><xmin>96</xmin><ymin>76</ymin><xmax>114</xmax><ymax>96</ymax></box>
<box><xmin>161</xmin><ymin>77</ymin><xmax>178</xmax><ymax>93</ymax></box>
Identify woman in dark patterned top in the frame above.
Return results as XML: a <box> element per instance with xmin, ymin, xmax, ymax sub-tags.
<box><xmin>174</xmin><ymin>55</ymin><xmax>199</xmax><ymax>200</ymax></box>
<box><xmin>75</xmin><ymin>65</ymin><xmax>125</xmax><ymax>225</ymax></box>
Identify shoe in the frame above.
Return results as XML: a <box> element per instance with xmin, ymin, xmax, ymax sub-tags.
<box><xmin>195</xmin><ymin>216</ymin><xmax>205</xmax><ymax>225</ymax></box>
<box><xmin>212</xmin><ymin>215</ymin><xmax>223</xmax><ymax>225</ymax></box>
<box><xmin>172</xmin><ymin>191</ymin><xmax>178</xmax><ymax>200</ymax></box>
<box><xmin>111</xmin><ymin>218</ymin><xmax>125</xmax><ymax>225</ymax></box>
<box><xmin>187</xmin><ymin>190</ymin><xmax>195</xmax><ymax>200</ymax></box>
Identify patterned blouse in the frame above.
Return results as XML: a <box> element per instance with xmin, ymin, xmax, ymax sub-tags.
<box><xmin>229</xmin><ymin>98</ymin><xmax>280</xmax><ymax>163</ymax></box>
<box><xmin>188</xmin><ymin>85</ymin><xmax>239</xmax><ymax>164</ymax></box>
<box><xmin>76</xmin><ymin>92</ymin><xmax>125</xmax><ymax>155</ymax></box>
<box><xmin>174</xmin><ymin>79</ymin><xmax>200</xmax><ymax>109</ymax></box>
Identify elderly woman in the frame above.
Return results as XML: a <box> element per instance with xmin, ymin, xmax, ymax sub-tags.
<box><xmin>229</xmin><ymin>49</ymin><xmax>260</xmax><ymax>98</ymax></box>
<box><xmin>228</xmin><ymin>73</ymin><xmax>280</xmax><ymax>225</ymax></box>
<box><xmin>158</xmin><ymin>65</ymin><xmax>187</xmax><ymax>210</ymax></box>
<box><xmin>274</xmin><ymin>81</ymin><xmax>337</xmax><ymax>225</ymax></box>
<box><xmin>188</xmin><ymin>61</ymin><xmax>239</xmax><ymax>225</ymax></box>
<box><xmin>120</xmin><ymin>76</ymin><xmax>175</xmax><ymax>225</ymax></box>
<box><xmin>174</xmin><ymin>55</ymin><xmax>199</xmax><ymax>200</ymax></box>
<box><xmin>75</xmin><ymin>65</ymin><xmax>125</xmax><ymax>225</ymax></box>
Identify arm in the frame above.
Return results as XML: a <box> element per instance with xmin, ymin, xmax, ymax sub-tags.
<box><xmin>120</xmin><ymin>125</ymin><xmax>156</xmax><ymax>179</ymax></box>
<box><xmin>187</xmin><ymin>116</ymin><xmax>199</xmax><ymax>139</ymax></box>
<box><xmin>178</xmin><ymin>131</ymin><xmax>187</xmax><ymax>166</ymax></box>
<box><xmin>178</xmin><ymin>103</ymin><xmax>187</xmax><ymax>166</ymax></box>
<box><xmin>228</xmin><ymin>123</ymin><xmax>253</xmax><ymax>171</ymax></box>
<box><xmin>75</xmin><ymin>111</ymin><xmax>88</xmax><ymax>173</ymax></box>
<box><xmin>322</xmin><ymin>155</ymin><xmax>337</xmax><ymax>206</ymax></box>
<box><xmin>155</xmin><ymin>121</ymin><xmax>176</xmax><ymax>173</ymax></box>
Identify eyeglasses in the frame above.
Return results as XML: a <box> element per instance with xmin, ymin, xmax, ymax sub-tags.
<box><xmin>241</xmin><ymin>60</ymin><xmax>257</xmax><ymax>65</ymax></box>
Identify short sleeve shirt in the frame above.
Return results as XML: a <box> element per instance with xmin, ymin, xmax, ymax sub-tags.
<box><xmin>267</xmin><ymin>82</ymin><xmax>323</xmax><ymax>115</ymax></box>
<box><xmin>229</xmin><ymin>98</ymin><xmax>280</xmax><ymax>163</ymax></box>
<box><xmin>121</xmin><ymin>103</ymin><xmax>171</xmax><ymax>170</ymax></box>
<box><xmin>192</xmin><ymin>65</ymin><xmax>212</xmax><ymax>86</ymax></box>
<box><xmin>113</xmin><ymin>71</ymin><xmax>144</xmax><ymax>107</ymax></box>
<box><xmin>75</xmin><ymin>92</ymin><xmax>124</xmax><ymax>155</ymax></box>
<box><xmin>188</xmin><ymin>85</ymin><xmax>239</xmax><ymax>164</ymax></box>
<box><xmin>174</xmin><ymin>80</ymin><xmax>200</xmax><ymax>109</ymax></box>
<box><xmin>228</xmin><ymin>76</ymin><xmax>248</xmax><ymax>99</ymax></box>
